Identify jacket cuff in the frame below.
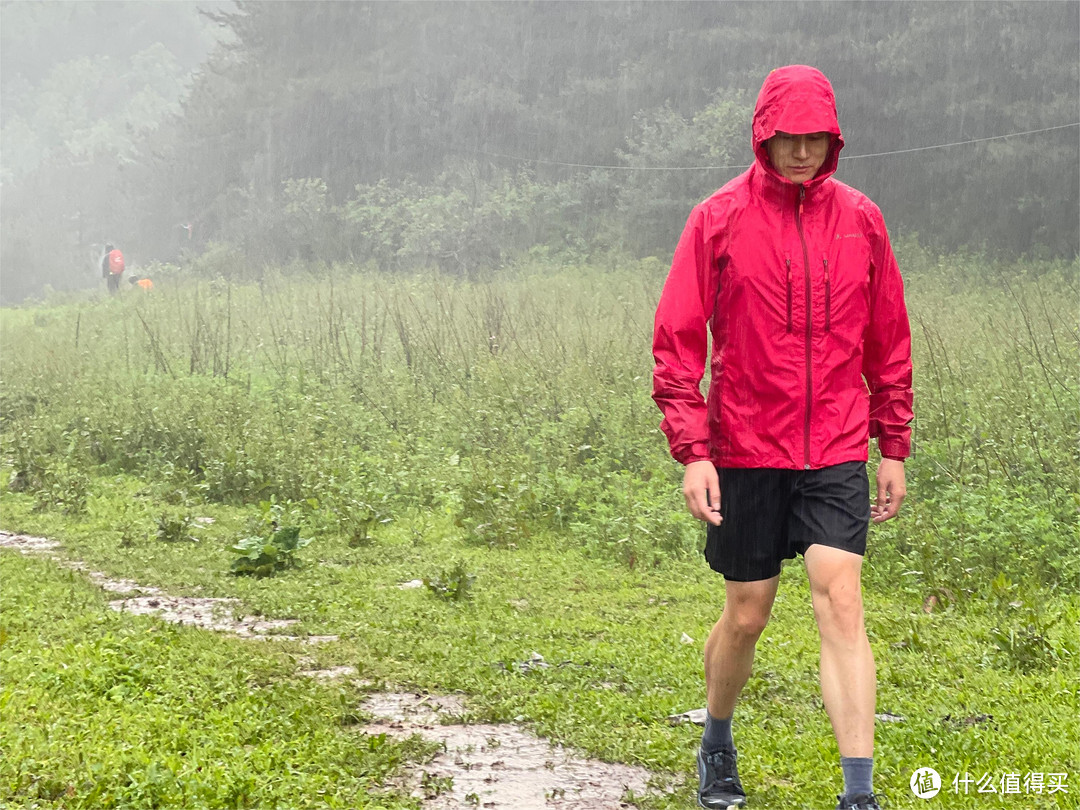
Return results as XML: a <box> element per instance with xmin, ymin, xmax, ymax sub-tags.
<box><xmin>877</xmin><ymin>437</ymin><xmax>909</xmax><ymax>460</ymax></box>
<box><xmin>682</xmin><ymin>455</ymin><xmax>713</xmax><ymax>466</ymax></box>
<box><xmin>674</xmin><ymin>441</ymin><xmax>711</xmax><ymax>465</ymax></box>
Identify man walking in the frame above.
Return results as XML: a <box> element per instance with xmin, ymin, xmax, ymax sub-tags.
<box><xmin>651</xmin><ymin>65</ymin><xmax>913</xmax><ymax>810</ymax></box>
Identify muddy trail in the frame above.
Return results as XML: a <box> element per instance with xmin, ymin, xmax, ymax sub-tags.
<box><xmin>0</xmin><ymin>531</ymin><xmax>677</xmax><ymax>808</ymax></box>
<box><xmin>0</xmin><ymin>531</ymin><xmax>336</xmax><ymax>640</ymax></box>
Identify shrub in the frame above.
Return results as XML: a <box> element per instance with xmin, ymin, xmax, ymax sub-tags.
<box><xmin>230</xmin><ymin>526</ymin><xmax>312</xmax><ymax>577</ymax></box>
<box><xmin>155</xmin><ymin>511</ymin><xmax>197</xmax><ymax>543</ymax></box>
<box><xmin>423</xmin><ymin>560</ymin><xmax>476</xmax><ymax>602</ymax></box>
<box><xmin>230</xmin><ymin>497</ymin><xmax>314</xmax><ymax>576</ymax></box>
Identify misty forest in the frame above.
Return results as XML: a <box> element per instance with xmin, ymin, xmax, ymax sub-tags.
<box><xmin>1</xmin><ymin>3</ymin><xmax>1078</xmax><ymax>810</ymax></box>
<box><xmin>2</xmin><ymin>1</ymin><xmax>1078</xmax><ymax>297</ymax></box>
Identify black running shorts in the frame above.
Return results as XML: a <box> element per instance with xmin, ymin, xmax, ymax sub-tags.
<box><xmin>704</xmin><ymin>461</ymin><xmax>871</xmax><ymax>582</ymax></box>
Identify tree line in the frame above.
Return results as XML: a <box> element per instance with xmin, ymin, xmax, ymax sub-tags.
<box><xmin>1</xmin><ymin>1</ymin><xmax>1076</xmax><ymax>301</ymax></box>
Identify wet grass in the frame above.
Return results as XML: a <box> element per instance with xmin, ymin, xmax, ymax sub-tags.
<box><xmin>1</xmin><ymin>255</ymin><xmax>1078</xmax><ymax>808</ymax></box>
<box><xmin>2</xmin><ymin>498</ymin><xmax>1077</xmax><ymax>809</ymax></box>
<box><xmin>0</xmin><ymin>551</ymin><xmax>431</xmax><ymax>809</ymax></box>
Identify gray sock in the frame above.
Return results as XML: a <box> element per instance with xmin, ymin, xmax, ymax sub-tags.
<box><xmin>701</xmin><ymin>711</ymin><xmax>735</xmax><ymax>754</ymax></box>
<box><xmin>841</xmin><ymin>757</ymin><xmax>874</xmax><ymax>798</ymax></box>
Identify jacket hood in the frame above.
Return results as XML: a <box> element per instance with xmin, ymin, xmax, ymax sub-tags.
<box><xmin>752</xmin><ymin>65</ymin><xmax>844</xmax><ymax>185</ymax></box>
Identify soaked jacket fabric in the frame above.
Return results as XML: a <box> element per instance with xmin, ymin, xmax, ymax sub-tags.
<box><xmin>652</xmin><ymin>65</ymin><xmax>913</xmax><ymax>469</ymax></box>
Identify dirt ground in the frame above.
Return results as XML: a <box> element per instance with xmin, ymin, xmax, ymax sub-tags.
<box><xmin>361</xmin><ymin>692</ymin><xmax>659</xmax><ymax>808</ymax></box>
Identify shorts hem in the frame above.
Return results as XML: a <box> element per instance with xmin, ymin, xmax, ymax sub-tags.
<box><xmin>801</xmin><ymin>538</ymin><xmax>867</xmax><ymax>557</ymax></box>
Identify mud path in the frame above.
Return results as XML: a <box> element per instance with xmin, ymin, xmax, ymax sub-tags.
<box><xmin>0</xmin><ymin>531</ymin><xmax>677</xmax><ymax>808</ymax></box>
<box><xmin>0</xmin><ymin>531</ymin><xmax>337</xmax><ymax>640</ymax></box>
<box><xmin>362</xmin><ymin>692</ymin><xmax>661</xmax><ymax>808</ymax></box>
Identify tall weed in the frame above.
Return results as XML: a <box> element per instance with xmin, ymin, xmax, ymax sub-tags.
<box><xmin>2</xmin><ymin>257</ymin><xmax>1075</xmax><ymax>586</ymax></box>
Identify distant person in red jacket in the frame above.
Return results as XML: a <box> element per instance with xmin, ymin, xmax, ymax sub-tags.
<box><xmin>102</xmin><ymin>244</ymin><xmax>125</xmax><ymax>294</ymax></box>
<box><xmin>652</xmin><ymin>66</ymin><xmax>912</xmax><ymax>810</ymax></box>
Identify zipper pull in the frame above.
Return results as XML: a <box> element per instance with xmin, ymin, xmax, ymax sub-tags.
<box><xmin>798</xmin><ymin>186</ymin><xmax>805</xmax><ymax>217</ymax></box>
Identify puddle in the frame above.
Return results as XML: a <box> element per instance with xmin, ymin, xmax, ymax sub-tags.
<box><xmin>0</xmin><ymin>532</ymin><xmax>61</xmax><ymax>554</ymax></box>
<box><xmin>362</xmin><ymin>692</ymin><xmax>661</xmax><ymax>808</ymax></box>
<box><xmin>63</xmin><ymin>560</ymin><xmax>163</xmax><ymax>594</ymax></box>
<box><xmin>89</xmin><ymin>573</ymin><xmax>161</xmax><ymax>595</ymax></box>
<box><xmin>106</xmin><ymin>595</ymin><xmax>338</xmax><ymax>642</ymax></box>
<box><xmin>106</xmin><ymin>594</ymin><xmax>305</xmax><ymax>638</ymax></box>
<box><xmin>0</xmin><ymin>531</ymin><xmax>336</xmax><ymax>643</ymax></box>
<box><xmin>297</xmin><ymin>665</ymin><xmax>361</xmax><ymax>680</ymax></box>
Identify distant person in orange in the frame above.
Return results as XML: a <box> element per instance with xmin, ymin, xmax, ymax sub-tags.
<box><xmin>102</xmin><ymin>244</ymin><xmax>125</xmax><ymax>294</ymax></box>
<box><xmin>129</xmin><ymin>276</ymin><xmax>154</xmax><ymax>291</ymax></box>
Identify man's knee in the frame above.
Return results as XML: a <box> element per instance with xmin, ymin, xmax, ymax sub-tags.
<box><xmin>722</xmin><ymin>594</ymin><xmax>773</xmax><ymax>640</ymax></box>
<box><xmin>812</xmin><ymin>578</ymin><xmax>865</xmax><ymax>640</ymax></box>
<box><xmin>730</xmin><ymin>611</ymin><xmax>771</xmax><ymax>640</ymax></box>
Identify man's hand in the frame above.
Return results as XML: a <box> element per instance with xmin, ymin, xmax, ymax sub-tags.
<box><xmin>872</xmin><ymin>458</ymin><xmax>906</xmax><ymax>522</ymax></box>
<box><xmin>683</xmin><ymin>460</ymin><xmax>722</xmax><ymax>526</ymax></box>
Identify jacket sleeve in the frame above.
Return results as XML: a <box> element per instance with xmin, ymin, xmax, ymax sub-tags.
<box><xmin>652</xmin><ymin>205</ymin><xmax>718</xmax><ymax>465</ymax></box>
<box><xmin>862</xmin><ymin>206</ymin><xmax>914</xmax><ymax>460</ymax></box>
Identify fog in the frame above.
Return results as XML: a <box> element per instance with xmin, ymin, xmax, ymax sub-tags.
<box><xmin>1</xmin><ymin>1</ymin><xmax>1077</xmax><ymax>302</ymax></box>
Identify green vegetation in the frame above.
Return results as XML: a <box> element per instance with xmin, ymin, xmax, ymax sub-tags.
<box><xmin>4</xmin><ymin>3</ymin><xmax>1077</xmax><ymax>301</ymax></box>
<box><xmin>424</xmin><ymin>560</ymin><xmax>477</xmax><ymax>603</ymax></box>
<box><xmin>230</xmin><ymin>499</ymin><xmax>314</xmax><ymax>577</ymax></box>
<box><xmin>0</xmin><ymin>554</ymin><xmax>431</xmax><ymax>808</ymax></box>
<box><xmin>2</xmin><ymin>254</ymin><xmax>1078</xmax><ymax>808</ymax></box>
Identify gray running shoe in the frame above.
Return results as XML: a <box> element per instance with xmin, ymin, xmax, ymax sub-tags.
<box><xmin>836</xmin><ymin>793</ymin><xmax>882</xmax><ymax>809</ymax></box>
<box><xmin>696</xmin><ymin>747</ymin><xmax>747</xmax><ymax>808</ymax></box>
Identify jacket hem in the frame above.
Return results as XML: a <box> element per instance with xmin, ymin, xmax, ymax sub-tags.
<box><xmin>710</xmin><ymin>452</ymin><xmax>870</xmax><ymax>471</ymax></box>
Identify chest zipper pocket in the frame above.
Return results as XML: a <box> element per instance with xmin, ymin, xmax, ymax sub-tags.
<box><xmin>823</xmin><ymin>257</ymin><xmax>831</xmax><ymax>333</ymax></box>
<box><xmin>786</xmin><ymin>257</ymin><xmax>793</xmax><ymax>333</ymax></box>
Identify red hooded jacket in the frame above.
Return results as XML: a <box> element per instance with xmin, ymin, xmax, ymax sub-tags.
<box><xmin>652</xmin><ymin>65</ymin><xmax>913</xmax><ymax>470</ymax></box>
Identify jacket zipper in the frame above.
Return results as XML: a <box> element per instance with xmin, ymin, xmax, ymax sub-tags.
<box><xmin>823</xmin><ymin>257</ymin><xmax>831</xmax><ymax>333</ymax></box>
<box><xmin>785</xmin><ymin>258</ymin><xmax>793</xmax><ymax>333</ymax></box>
<box><xmin>795</xmin><ymin>186</ymin><xmax>812</xmax><ymax>470</ymax></box>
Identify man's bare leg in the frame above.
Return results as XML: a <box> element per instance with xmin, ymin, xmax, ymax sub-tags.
<box><xmin>805</xmin><ymin>543</ymin><xmax>877</xmax><ymax>807</ymax></box>
<box><xmin>697</xmin><ymin>575</ymin><xmax>780</xmax><ymax>808</ymax></box>
<box><xmin>704</xmin><ymin>575</ymin><xmax>780</xmax><ymax>719</ymax></box>
<box><xmin>804</xmin><ymin>544</ymin><xmax>875</xmax><ymax>756</ymax></box>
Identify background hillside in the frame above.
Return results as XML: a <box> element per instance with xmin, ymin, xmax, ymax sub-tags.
<box><xmin>1</xmin><ymin>1</ymin><xmax>1077</xmax><ymax>302</ymax></box>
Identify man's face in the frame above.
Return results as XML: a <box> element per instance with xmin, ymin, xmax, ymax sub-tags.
<box><xmin>766</xmin><ymin>131</ymin><xmax>831</xmax><ymax>183</ymax></box>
